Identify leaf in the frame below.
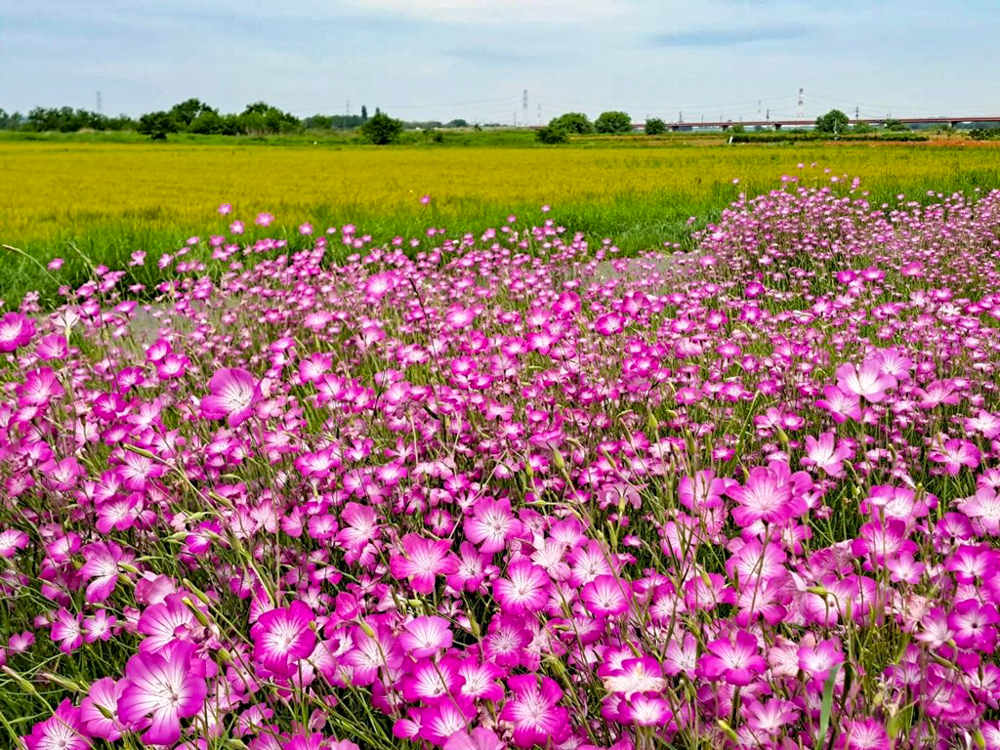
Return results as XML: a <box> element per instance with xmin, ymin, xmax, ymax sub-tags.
<box><xmin>818</xmin><ymin>662</ymin><xmax>841</xmax><ymax>746</ymax></box>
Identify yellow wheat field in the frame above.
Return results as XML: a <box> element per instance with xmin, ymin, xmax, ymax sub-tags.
<box><xmin>3</xmin><ymin>141</ymin><xmax>1000</xmax><ymax>245</ymax></box>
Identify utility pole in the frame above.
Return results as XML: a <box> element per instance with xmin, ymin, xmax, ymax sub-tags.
<box><xmin>522</xmin><ymin>89</ymin><xmax>528</xmax><ymax>130</ymax></box>
<box><xmin>766</xmin><ymin>108</ymin><xmax>770</xmax><ymax>122</ymax></box>
<box><xmin>855</xmin><ymin>106</ymin><xmax>860</xmax><ymax>121</ymax></box>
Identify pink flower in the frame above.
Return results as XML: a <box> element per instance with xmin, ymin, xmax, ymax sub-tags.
<box><xmin>47</xmin><ymin>257</ymin><xmax>64</xmax><ymax>271</ymax></box>
<box><xmin>419</xmin><ymin>194</ymin><xmax>431</xmax><ymax>205</ymax></box>
<box><xmin>23</xmin><ymin>699</ymin><xmax>89</xmax><ymax>750</ymax></box>
<box><xmin>726</xmin><ymin>460</ymin><xmax>812</xmax><ymax>526</ymax></box>
<box><xmin>256</xmin><ymin>212</ymin><xmax>275</xmax><ymax>227</ymax></box>
<box><xmin>493</xmin><ymin>559</ymin><xmax>551</xmax><ymax>615</ymax></box>
<box><xmin>580</xmin><ymin>574</ymin><xmax>631</xmax><ymax>617</ymax></box>
<box><xmin>253</xmin><ymin>601</ymin><xmax>317</xmax><ymax>676</ymax></box>
<box><xmin>698</xmin><ymin>630</ymin><xmax>766</xmax><ymax>686</ymax></box>
<box><xmin>118</xmin><ymin>642</ymin><xmax>207</xmax><ymax>745</ymax></box>
<box><xmin>51</xmin><ymin>609</ymin><xmax>83</xmax><ymax>653</ymax></box>
<box><xmin>500</xmin><ymin>675</ymin><xmax>570</xmax><ymax>748</ymax></box>
<box><xmin>0</xmin><ymin>528</ymin><xmax>29</xmax><ymax>558</ymax></box>
<box><xmin>201</xmin><ymin>368</ymin><xmax>262</xmax><ymax>427</ymax></box>
<box><xmin>399</xmin><ymin>616</ymin><xmax>453</xmax><ymax>658</ymax></box>
<box><xmin>464</xmin><ymin>497</ymin><xmax>522</xmax><ymax>553</ymax></box>
<box><xmin>816</xmin><ymin>385</ymin><xmax>863</xmax><ymax>423</ymax></box>
<box><xmin>79</xmin><ymin>542</ymin><xmax>126</xmax><ymax>602</ymax></box>
<box><xmin>0</xmin><ymin>312</ymin><xmax>36</xmax><ymax>352</ymax></box>
<box><xmin>843</xmin><ymin>718</ymin><xmax>890</xmax><ymax>750</ymax></box>
<box><xmin>835</xmin><ymin>360</ymin><xmax>897</xmax><ymax>403</ymax></box>
<box><xmin>80</xmin><ymin>677</ymin><xmax>126</xmax><ymax>741</ymax></box>
<box><xmin>797</xmin><ymin>638</ymin><xmax>844</xmax><ymax>683</ymax></box>
<box><xmin>929</xmin><ymin>438</ymin><xmax>981</xmax><ymax>475</ymax></box>
<box><xmin>962</xmin><ymin>486</ymin><xmax>1000</xmax><ymax>535</ymax></box>
<box><xmin>218</xmin><ymin>202</ymin><xmax>232</xmax><ymax>214</ymax></box>
<box><xmin>802</xmin><ymin>431</ymin><xmax>854</xmax><ymax>477</ymax></box>
<box><xmin>444</xmin><ymin>728</ymin><xmax>505</xmax><ymax>750</ymax></box>
<box><xmin>595</xmin><ymin>313</ymin><xmax>625</xmax><ymax>336</ymax></box>
<box><xmin>390</xmin><ymin>534</ymin><xmax>458</xmax><ymax>594</ymax></box>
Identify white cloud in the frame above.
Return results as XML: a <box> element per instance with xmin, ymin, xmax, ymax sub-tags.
<box><xmin>340</xmin><ymin>0</ymin><xmax>632</xmax><ymax>24</ymax></box>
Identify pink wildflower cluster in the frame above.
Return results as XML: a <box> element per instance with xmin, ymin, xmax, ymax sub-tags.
<box><xmin>6</xmin><ymin>175</ymin><xmax>1000</xmax><ymax>750</ymax></box>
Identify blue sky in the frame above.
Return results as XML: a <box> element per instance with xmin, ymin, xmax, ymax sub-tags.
<box><xmin>3</xmin><ymin>1</ymin><xmax>999</xmax><ymax>123</ymax></box>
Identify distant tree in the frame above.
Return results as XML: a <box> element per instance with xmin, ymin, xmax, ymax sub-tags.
<box><xmin>884</xmin><ymin>118</ymin><xmax>909</xmax><ymax>132</ymax></box>
<box><xmin>375</xmin><ymin>107</ymin><xmax>382</xmax><ymax>116</ymax></box>
<box><xmin>644</xmin><ymin>117</ymin><xmax>667</xmax><ymax>135</ymax></box>
<box><xmin>446</xmin><ymin>118</ymin><xmax>469</xmax><ymax>128</ymax></box>
<box><xmin>536</xmin><ymin>125</ymin><xmax>569</xmax><ymax>144</ymax></box>
<box><xmin>595</xmin><ymin>111</ymin><xmax>632</xmax><ymax>134</ymax></box>
<box><xmin>189</xmin><ymin>110</ymin><xmax>225</xmax><ymax>135</ymax></box>
<box><xmin>852</xmin><ymin>121</ymin><xmax>874</xmax><ymax>134</ymax></box>
<box><xmin>361</xmin><ymin>105</ymin><xmax>368</xmax><ymax>122</ymax></box>
<box><xmin>360</xmin><ymin>111</ymin><xmax>403</xmax><ymax>144</ymax></box>
<box><xmin>550</xmin><ymin>112</ymin><xmax>593</xmax><ymax>134</ymax></box>
<box><xmin>137</xmin><ymin>111</ymin><xmax>177</xmax><ymax>140</ymax></box>
<box><xmin>731</xmin><ymin>123</ymin><xmax>746</xmax><ymax>134</ymax></box>
<box><xmin>239</xmin><ymin>102</ymin><xmax>300</xmax><ymax>134</ymax></box>
<box><xmin>815</xmin><ymin>109</ymin><xmax>850</xmax><ymax>134</ymax></box>
<box><xmin>169</xmin><ymin>99</ymin><xmax>216</xmax><ymax>129</ymax></box>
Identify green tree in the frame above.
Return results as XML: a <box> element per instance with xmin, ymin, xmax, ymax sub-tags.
<box><xmin>536</xmin><ymin>125</ymin><xmax>569</xmax><ymax>144</ymax></box>
<box><xmin>189</xmin><ymin>110</ymin><xmax>225</xmax><ymax>134</ymax></box>
<box><xmin>852</xmin><ymin>121</ymin><xmax>874</xmax><ymax>134</ymax></box>
<box><xmin>815</xmin><ymin>109</ymin><xmax>850</xmax><ymax>134</ymax></box>
<box><xmin>137</xmin><ymin>111</ymin><xmax>177</xmax><ymax>140</ymax></box>
<box><xmin>446</xmin><ymin>118</ymin><xmax>469</xmax><ymax>128</ymax></box>
<box><xmin>884</xmin><ymin>118</ymin><xmax>909</xmax><ymax>132</ymax></box>
<box><xmin>169</xmin><ymin>98</ymin><xmax>216</xmax><ymax>129</ymax></box>
<box><xmin>549</xmin><ymin>112</ymin><xmax>593</xmax><ymax>135</ymax></box>
<box><xmin>360</xmin><ymin>111</ymin><xmax>403</xmax><ymax>145</ymax></box>
<box><xmin>595</xmin><ymin>111</ymin><xmax>632</xmax><ymax>134</ymax></box>
<box><xmin>361</xmin><ymin>105</ymin><xmax>368</xmax><ymax>122</ymax></box>
<box><xmin>644</xmin><ymin>117</ymin><xmax>667</xmax><ymax>135</ymax></box>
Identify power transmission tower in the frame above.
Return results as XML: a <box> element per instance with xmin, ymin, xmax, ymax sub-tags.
<box><xmin>537</xmin><ymin>103</ymin><xmax>541</xmax><ymax>125</ymax></box>
<box><xmin>522</xmin><ymin>89</ymin><xmax>528</xmax><ymax>129</ymax></box>
<box><xmin>797</xmin><ymin>88</ymin><xmax>805</xmax><ymax>119</ymax></box>
<box><xmin>96</xmin><ymin>91</ymin><xmax>102</xmax><ymax>114</ymax></box>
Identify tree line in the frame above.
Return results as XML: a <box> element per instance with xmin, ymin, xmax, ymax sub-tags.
<box><xmin>0</xmin><ymin>99</ymin><xmax>476</xmax><ymax>141</ymax></box>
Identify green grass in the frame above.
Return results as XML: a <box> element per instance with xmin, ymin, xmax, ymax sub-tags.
<box><xmin>5</xmin><ymin>136</ymin><xmax>1000</xmax><ymax>309</ymax></box>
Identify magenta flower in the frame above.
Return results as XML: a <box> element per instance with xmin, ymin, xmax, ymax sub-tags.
<box><xmin>726</xmin><ymin>460</ymin><xmax>812</xmax><ymax>526</ymax></box>
<box><xmin>0</xmin><ymin>312</ymin><xmax>36</xmax><ymax>352</ymax></box>
<box><xmin>118</xmin><ymin>642</ymin><xmax>207</xmax><ymax>745</ymax></box>
<box><xmin>23</xmin><ymin>699</ymin><xmax>89</xmax><ymax>750</ymax></box>
<box><xmin>444</xmin><ymin>728</ymin><xmax>505</xmax><ymax>750</ymax></box>
<box><xmin>802</xmin><ymin>431</ymin><xmax>854</xmax><ymax>477</ymax></box>
<box><xmin>797</xmin><ymin>638</ymin><xmax>844</xmax><ymax>683</ymax></box>
<box><xmin>816</xmin><ymin>385</ymin><xmax>863</xmax><ymax>423</ymax></box>
<box><xmin>200</xmin><ymin>367</ymin><xmax>262</xmax><ymax>427</ymax></box>
<box><xmin>500</xmin><ymin>675</ymin><xmax>570</xmax><ymax>748</ymax></box>
<box><xmin>835</xmin><ymin>360</ymin><xmax>897</xmax><ymax>402</ymax></box>
<box><xmin>51</xmin><ymin>609</ymin><xmax>83</xmax><ymax>654</ymax></box>
<box><xmin>390</xmin><ymin>534</ymin><xmax>458</xmax><ymax>594</ymax></box>
<box><xmin>399</xmin><ymin>616</ymin><xmax>453</xmax><ymax>658</ymax></box>
<box><xmin>253</xmin><ymin>601</ymin><xmax>317</xmax><ymax>676</ymax></box>
<box><xmin>580</xmin><ymin>574</ymin><xmax>631</xmax><ymax>617</ymax></box>
<box><xmin>80</xmin><ymin>677</ymin><xmax>126</xmax><ymax>741</ymax></box>
<box><xmin>962</xmin><ymin>487</ymin><xmax>1000</xmax><ymax>535</ymax></box>
<box><xmin>0</xmin><ymin>528</ymin><xmax>29</xmax><ymax>558</ymax></box>
<box><xmin>79</xmin><ymin>542</ymin><xmax>126</xmax><ymax>602</ymax></box>
<box><xmin>843</xmin><ymin>718</ymin><xmax>890</xmax><ymax>750</ymax></box>
<box><xmin>464</xmin><ymin>497</ymin><xmax>523</xmax><ymax>553</ymax></box>
<box><xmin>929</xmin><ymin>438</ymin><xmax>981</xmax><ymax>475</ymax></box>
<box><xmin>698</xmin><ymin>630</ymin><xmax>766</xmax><ymax>686</ymax></box>
<box><xmin>493</xmin><ymin>559</ymin><xmax>551</xmax><ymax>615</ymax></box>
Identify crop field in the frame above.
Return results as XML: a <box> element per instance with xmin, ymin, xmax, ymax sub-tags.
<box><xmin>4</xmin><ymin>140</ymin><xmax>1000</xmax><ymax>750</ymax></box>
<box><xmin>4</xmin><ymin>139</ymin><xmax>1000</xmax><ymax>305</ymax></box>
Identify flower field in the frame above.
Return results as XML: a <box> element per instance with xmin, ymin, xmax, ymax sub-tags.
<box><xmin>4</xmin><ymin>168</ymin><xmax>1000</xmax><ymax>750</ymax></box>
<box><xmin>5</xmin><ymin>140</ymin><xmax>1000</xmax><ymax>306</ymax></box>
